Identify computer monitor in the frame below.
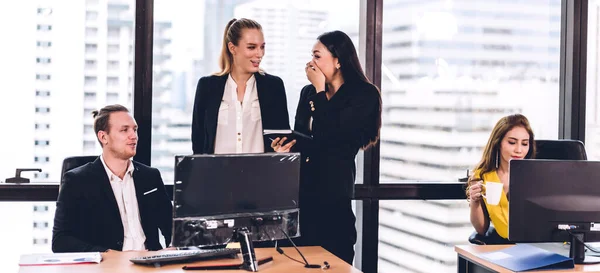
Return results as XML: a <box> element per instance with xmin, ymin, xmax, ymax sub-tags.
<box><xmin>509</xmin><ymin>159</ymin><xmax>600</xmax><ymax>264</ymax></box>
<box><xmin>171</xmin><ymin>153</ymin><xmax>301</xmax><ymax>271</ymax></box>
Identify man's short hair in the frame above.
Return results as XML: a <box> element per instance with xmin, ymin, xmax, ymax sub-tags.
<box><xmin>92</xmin><ymin>104</ymin><xmax>130</xmax><ymax>147</ymax></box>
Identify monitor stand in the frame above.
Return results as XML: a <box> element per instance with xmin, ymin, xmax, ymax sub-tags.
<box><xmin>236</xmin><ymin>227</ymin><xmax>260</xmax><ymax>272</ymax></box>
<box><xmin>569</xmin><ymin>232</ymin><xmax>600</xmax><ymax>264</ymax></box>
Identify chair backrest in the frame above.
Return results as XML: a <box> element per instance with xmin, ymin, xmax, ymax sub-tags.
<box><xmin>535</xmin><ymin>139</ymin><xmax>587</xmax><ymax>160</ymax></box>
<box><xmin>60</xmin><ymin>156</ymin><xmax>97</xmax><ymax>187</ymax></box>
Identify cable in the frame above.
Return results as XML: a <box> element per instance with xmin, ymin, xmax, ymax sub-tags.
<box><xmin>567</xmin><ymin>230</ymin><xmax>600</xmax><ymax>253</ymax></box>
<box><xmin>276</xmin><ymin>227</ymin><xmax>322</xmax><ymax>269</ymax></box>
<box><xmin>275</xmin><ymin>241</ymin><xmax>305</xmax><ymax>265</ymax></box>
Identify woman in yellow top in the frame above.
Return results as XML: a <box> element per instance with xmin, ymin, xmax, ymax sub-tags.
<box><xmin>467</xmin><ymin>114</ymin><xmax>536</xmax><ymax>242</ymax></box>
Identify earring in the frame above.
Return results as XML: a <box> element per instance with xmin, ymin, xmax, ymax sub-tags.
<box><xmin>336</xmin><ymin>65</ymin><xmax>340</xmax><ymax>69</ymax></box>
<box><xmin>495</xmin><ymin>151</ymin><xmax>499</xmax><ymax>169</ymax></box>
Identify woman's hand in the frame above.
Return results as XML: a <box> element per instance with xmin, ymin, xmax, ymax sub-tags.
<box><xmin>468</xmin><ymin>179</ymin><xmax>484</xmax><ymax>203</ymax></box>
<box><xmin>270</xmin><ymin>137</ymin><xmax>296</xmax><ymax>153</ymax></box>
<box><xmin>305</xmin><ymin>61</ymin><xmax>326</xmax><ymax>92</ymax></box>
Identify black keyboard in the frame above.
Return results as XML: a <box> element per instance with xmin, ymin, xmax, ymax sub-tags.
<box><xmin>129</xmin><ymin>248</ymin><xmax>240</xmax><ymax>265</ymax></box>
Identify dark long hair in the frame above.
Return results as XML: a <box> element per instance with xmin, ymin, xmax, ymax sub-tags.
<box><xmin>317</xmin><ymin>31</ymin><xmax>370</xmax><ymax>85</ymax></box>
<box><xmin>317</xmin><ymin>30</ymin><xmax>382</xmax><ymax>149</ymax></box>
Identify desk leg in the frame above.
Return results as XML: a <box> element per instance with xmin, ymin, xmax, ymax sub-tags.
<box><xmin>458</xmin><ymin>255</ymin><xmax>467</xmax><ymax>273</ymax></box>
<box><xmin>457</xmin><ymin>255</ymin><xmax>496</xmax><ymax>273</ymax></box>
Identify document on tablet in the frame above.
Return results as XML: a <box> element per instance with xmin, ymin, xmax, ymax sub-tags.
<box><xmin>263</xmin><ymin>129</ymin><xmax>313</xmax><ymax>145</ymax></box>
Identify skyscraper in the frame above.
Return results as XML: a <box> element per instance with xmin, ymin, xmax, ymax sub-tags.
<box><xmin>0</xmin><ymin>1</ymin><xmax>175</xmax><ymax>270</ymax></box>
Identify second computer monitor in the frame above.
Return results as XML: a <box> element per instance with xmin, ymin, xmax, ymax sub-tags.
<box><xmin>509</xmin><ymin>159</ymin><xmax>600</xmax><ymax>263</ymax></box>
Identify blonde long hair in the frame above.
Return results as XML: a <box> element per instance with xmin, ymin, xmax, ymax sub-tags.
<box><xmin>465</xmin><ymin>114</ymin><xmax>536</xmax><ymax>199</ymax></box>
<box><xmin>215</xmin><ymin>18</ymin><xmax>262</xmax><ymax>76</ymax></box>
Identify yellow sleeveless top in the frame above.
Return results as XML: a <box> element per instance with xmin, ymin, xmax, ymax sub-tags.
<box><xmin>474</xmin><ymin>169</ymin><xmax>509</xmax><ymax>239</ymax></box>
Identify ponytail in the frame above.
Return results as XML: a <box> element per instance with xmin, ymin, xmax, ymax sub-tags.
<box><xmin>214</xmin><ymin>18</ymin><xmax>262</xmax><ymax>76</ymax></box>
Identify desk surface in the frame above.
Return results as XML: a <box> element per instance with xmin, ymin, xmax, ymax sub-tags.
<box><xmin>455</xmin><ymin>245</ymin><xmax>600</xmax><ymax>272</ymax></box>
<box><xmin>18</xmin><ymin>246</ymin><xmax>362</xmax><ymax>273</ymax></box>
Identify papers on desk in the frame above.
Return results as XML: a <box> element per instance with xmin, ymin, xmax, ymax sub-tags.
<box><xmin>475</xmin><ymin>244</ymin><xmax>573</xmax><ymax>272</ymax></box>
<box><xmin>19</xmin><ymin>252</ymin><xmax>102</xmax><ymax>266</ymax></box>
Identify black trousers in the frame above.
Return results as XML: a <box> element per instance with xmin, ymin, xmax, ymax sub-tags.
<box><xmin>278</xmin><ymin>199</ymin><xmax>357</xmax><ymax>265</ymax></box>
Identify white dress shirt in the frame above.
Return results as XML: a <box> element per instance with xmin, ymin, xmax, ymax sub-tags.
<box><xmin>100</xmin><ymin>155</ymin><xmax>146</xmax><ymax>251</ymax></box>
<box><xmin>214</xmin><ymin>74</ymin><xmax>265</xmax><ymax>154</ymax></box>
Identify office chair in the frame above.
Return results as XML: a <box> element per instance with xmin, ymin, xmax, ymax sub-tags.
<box><xmin>534</xmin><ymin>139</ymin><xmax>587</xmax><ymax>160</ymax></box>
<box><xmin>60</xmin><ymin>156</ymin><xmax>97</xmax><ymax>189</ymax></box>
<box><xmin>466</xmin><ymin>139</ymin><xmax>587</xmax><ymax>245</ymax></box>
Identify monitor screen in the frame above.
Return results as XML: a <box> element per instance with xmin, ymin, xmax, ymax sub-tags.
<box><xmin>509</xmin><ymin>159</ymin><xmax>600</xmax><ymax>243</ymax></box>
<box><xmin>173</xmin><ymin>153</ymin><xmax>300</xmax><ymax>218</ymax></box>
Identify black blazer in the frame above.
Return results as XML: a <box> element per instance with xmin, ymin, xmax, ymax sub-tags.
<box><xmin>294</xmin><ymin>82</ymin><xmax>381</xmax><ymax>199</ymax></box>
<box><xmin>191</xmin><ymin>72</ymin><xmax>290</xmax><ymax>154</ymax></box>
<box><xmin>52</xmin><ymin>158</ymin><xmax>173</xmax><ymax>253</ymax></box>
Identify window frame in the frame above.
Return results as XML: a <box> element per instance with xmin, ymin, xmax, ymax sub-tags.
<box><xmin>0</xmin><ymin>1</ymin><xmax>588</xmax><ymax>273</ymax></box>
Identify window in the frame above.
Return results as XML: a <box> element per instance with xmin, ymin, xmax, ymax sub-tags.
<box><xmin>107</xmin><ymin>76</ymin><xmax>119</xmax><ymax>86</ymax></box>
<box><xmin>379</xmin><ymin>1</ymin><xmax>561</xmax><ymax>272</ymax></box>
<box><xmin>108</xmin><ymin>60</ymin><xmax>119</xmax><ymax>70</ymax></box>
<box><xmin>84</xmin><ymin>76</ymin><xmax>97</xmax><ymax>85</ymax></box>
<box><xmin>36</xmin><ymin>41</ymin><xmax>52</xmax><ymax>48</ymax></box>
<box><xmin>37</xmin><ymin>7</ymin><xmax>52</xmax><ymax>16</ymax></box>
<box><xmin>84</xmin><ymin>91</ymin><xmax>97</xmax><ymax>99</ymax></box>
<box><xmin>86</xmin><ymin>11</ymin><xmax>98</xmax><ymax>21</ymax></box>
<box><xmin>84</xmin><ymin>124</ymin><xmax>94</xmax><ymax>134</ymax></box>
<box><xmin>381</xmin><ymin>1</ymin><xmax>560</xmax><ymax>183</ymax></box>
<box><xmin>33</xmin><ymin>173</ymin><xmax>49</xmax><ymax>179</ymax></box>
<box><xmin>36</xmin><ymin>57</ymin><xmax>51</xmax><ymax>64</ymax></box>
<box><xmin>586</xmin><ymin>0</ymin><xmax>600</xmax><ymax>160</ymax></box>
<box><xmin>107</xmin><ymin>44</ymin><xmax>120</xmax><ymax>54</ymax></box>
<box><xmin>85</xmin><ymin>43</ymin><xmax>98</xmax><ymax>54</ymax></box>
<box><xmin>108</xmin><ymin>27</ymin><xmax>120</xmax><ymax>38</ymax></box>
<box><xmin>35</xmin><ymin>123</ymin><xmax>50</xmax><ymax>130</ymax></box>
<box><xmin>85</xmin><ymin>59</ymin><xmax>97</xmax><ymax>69</ymax></box>
<box><xmin>33</xmin><ymin>156</ymin><xmax>50</xmax><ymax>163</ymax></box>
<box><xmin>33</xmin><ymin>205</ymin><xmax>49</xmax><ymax>212</ymax></box>
<box><xmin>35</xmin><ymin>107</ymin><xmax>50</xmax><ymax>113</ymax></box>
<box><xmin>35</xmin><ymin>90</ymin><xmax>51</xmax><ymax>97</ymax></box>
<box><xmin>33</xmin><ymin>222</ymin><xmax>49</xmax><ymax>229</ymax></box>
<box><xmin>85</xmin><ymin>27</ymin><xmax>98</xmax><ymax>37</ymax></box>
<box><xmin>83</xmin><ymin>140</ymin><xmax>96</xmax><ymax>150</ymax></box>
<box><xmin>151</xmin><ymin>0</ymin><xmax>358</xmax><ymax>183</ymax></box>
<box><xmin>36</xmin><ymin>25</ymin><xmax>52</xmax><ymax>31</ymax></box>
<box><xmin>107</xmin><ymin>92</ymin><xmax>119</xmax><ymax>103</ymax></box>
<box><xmin>34</xmin><ymin>140</ymin><xmax>50</xmax><ymax>146</ymax></box>
<box><xmin>32</xmin><ymin>238</ymin><xmax>49</xmax><ymax>245</ymax></box>
<box><xmin>83</xmin><ymin>108</ymin><xmax>95</xmax><ymax>116</ymax></box>
<box><xmin>378</xmin><ymin>200</ymin><xmax>470</xmax><ymax>272</ymax></box>
<box><xmin>0</xmin><ymin>4</ymin><xmax>135</xmax><ymax>270</ymax></box>
<box><xmin>35</xmin><ymin>74</ymin><xmax>51</xmax><ymax>80</ymax></box>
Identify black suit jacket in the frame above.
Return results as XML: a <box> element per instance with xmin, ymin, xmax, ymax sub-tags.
<box><xmin>52</xmin><ymin>158</ymin><xmax>173</xmax><ymax>252</ymax></box>
<box><xmin>294</xmin><ymin>82</ymin><xmax>381</xmax><ymax>199</ymax></box>
<box><xmin>191</xmin><ymin>72</ymin><xmax>291</xmax><ymax>154</ymax></box>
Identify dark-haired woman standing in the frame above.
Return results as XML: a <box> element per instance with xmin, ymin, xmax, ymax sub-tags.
<box><xmin>273</xmin><ymin>30</ymin><xmax>382</xmax><ymax>264</ymax></box>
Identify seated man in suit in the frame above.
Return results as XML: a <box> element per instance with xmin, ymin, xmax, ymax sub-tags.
<box><xmin>52</xmin><ymin>104</ymin><xmax>173</xmax><ymax>253</ymax></box>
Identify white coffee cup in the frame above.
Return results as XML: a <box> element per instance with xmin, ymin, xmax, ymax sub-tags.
<box><xmin>482</xmin><ymin>181</ymin><xmax>503</xmax><ymax>205</ymax></box>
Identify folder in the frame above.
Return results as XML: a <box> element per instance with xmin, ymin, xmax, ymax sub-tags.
<box><xmin>19</xmin><ymin>252</ymin><xmax>102</xmax><ymax>266</ymax></box>
<box><xmin>475</xmin><ymin>244</ymin><xmax>574</xmax><ymax>272</ymax></box>
<box><xmin>263</xmin><ymin>129</ymin><xmax>312</xmax><ymax>146</ymax></box>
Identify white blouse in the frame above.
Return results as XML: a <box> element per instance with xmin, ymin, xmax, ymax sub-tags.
<box><xmin>214</xmin><ymin>74</ymin><xmax>265</xmax><ymax>154</ymax></box>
